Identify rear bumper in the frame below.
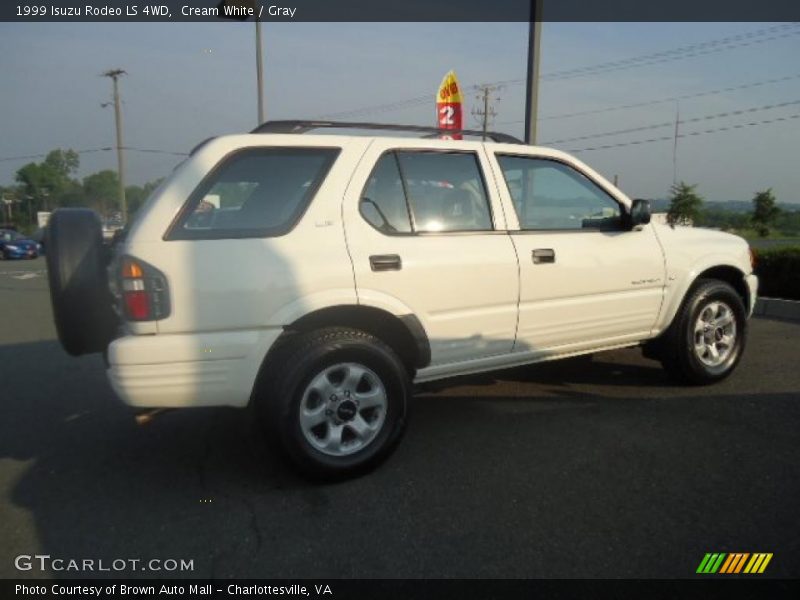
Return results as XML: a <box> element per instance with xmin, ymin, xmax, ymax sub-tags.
<box><xmin>106</xmin><ymin>328</ymin><xmax>282</xmax><ymax>408</ymax></box>
<box><xmin>745</xmin><ymin>273</ymin><xmax>758</xmax><ymax>318</ymax></box>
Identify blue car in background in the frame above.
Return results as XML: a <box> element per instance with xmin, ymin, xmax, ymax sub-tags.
<box><xmin>0</xmin><ymin>229</ymin><xmax>41</xmax><ymax>259</ymax></box>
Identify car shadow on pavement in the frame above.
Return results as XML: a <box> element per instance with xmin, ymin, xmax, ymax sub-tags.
<box><xmin>418</xmin><ymin>351</ymin><xmax>673</xmax><ymax>393</ymax></box>
<box><xmin>0</xmin><ymin>339</ymin><xmax>309</xmax><ymax>579</ymax></box>
<box><xmin>2</xmin><ymin>340</ymin><xmax>798</xmax><ymax>579</ymax></box>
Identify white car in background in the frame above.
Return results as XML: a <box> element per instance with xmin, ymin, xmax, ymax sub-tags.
<box><xmin>44</xmin><ymin>121</ymin><xmax>758</xmax><ymax>479</ymax></box>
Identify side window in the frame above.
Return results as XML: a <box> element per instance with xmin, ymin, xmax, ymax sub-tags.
<box><xmin>360</xmin><ymin>153</ymin><xmax>412</xmax><ymax>233</ymax></box>
<box><xmin>169</xmin><ymin>147</ymin><xmax>339</xmax><ymax>240</ymax></box>
<box><xmin>497</xmin><ymin>155</ymin><xmax>622</xmax><ymax>231</ymax></box>
<box><xmin>397</xmin><ymin>152</ymin><xmax>493</xmax><ymax>232</ymax></box>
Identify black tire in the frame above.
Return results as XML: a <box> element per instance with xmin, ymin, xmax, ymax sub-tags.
<box><xmin>255</xmin><ymin>327</ymin><xmax>410</xmax><ymax>480</ymax></box>
<box><xmin>45</xmin><ymin>208</ymin><xmax>119</xmax><ymax>356</ymax></box>
<box><xmin>660</xmin><ymin>279</ymin><xmax>747</xmax><ymax>385</ymax></box>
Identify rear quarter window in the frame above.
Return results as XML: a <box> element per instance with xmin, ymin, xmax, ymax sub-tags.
<box><xmin>166</xmin><ymin>147</ymin><xmax>340</xmax><ymax>240</ymax></box>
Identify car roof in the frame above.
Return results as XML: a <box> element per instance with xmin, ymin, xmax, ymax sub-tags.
<box><xmin>250</xmin><ymin>120</ymin><xmax>524</xmax><ymax>145</ymax></box>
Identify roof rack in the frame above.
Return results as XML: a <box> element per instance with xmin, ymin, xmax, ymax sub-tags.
<box><xmin>250</xmin><ymin>120</ymin><xmax>524</xmax><ymax>144</ymax></box>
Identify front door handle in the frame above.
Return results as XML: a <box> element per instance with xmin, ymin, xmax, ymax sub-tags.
<box><xmin>370</xmin><ymin>254</ymin><xmax>402</xmax><ymax>272</ymax></box>
<box><xmin>532</xmin><ymin>248</ymin><xmax>555</xmax><ymax>264</ymax></box>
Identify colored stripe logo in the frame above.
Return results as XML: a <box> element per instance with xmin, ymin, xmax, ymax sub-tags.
<box><xmin>696</xmin><ymin>553</ymin><xmax>773</xmax><ymax>574</ymax></box>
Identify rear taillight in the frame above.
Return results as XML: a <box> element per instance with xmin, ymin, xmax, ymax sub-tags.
<box><xmin>120</xmin><ymin>257</ymin><xmax>170</xmax><ymax>321</ymax></box>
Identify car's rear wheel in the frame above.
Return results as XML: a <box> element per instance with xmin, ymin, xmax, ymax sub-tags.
<box><xmin>255</xmin><ymin>327</ymin><xmax>410</xmax><ymax>480</ymax></box>
<box><xmin>660</xmin><ymin>279</ymin><xmax>747</xmax><ymax>384</ymax></box>
<box><xmin>45</xmin><ymin>208</ymin><xmax>119</xmax><ymax>356</ymax></box>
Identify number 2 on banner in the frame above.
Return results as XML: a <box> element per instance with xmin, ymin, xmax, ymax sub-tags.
<box><xmin>439</xmin><ymin>105</ymin><xmax>455</xmax><ymax>126</ymax></box>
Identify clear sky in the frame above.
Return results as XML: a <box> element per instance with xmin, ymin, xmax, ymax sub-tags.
<box><xmin>1</xmin><ymin>21</ymin><xmax>798</xmax><ymax>203</ymax></box>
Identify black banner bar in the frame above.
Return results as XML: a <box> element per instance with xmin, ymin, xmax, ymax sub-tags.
<box><xmin>3</xmin><ymin>0</ymin><xmax>800</xmax><ymax>22</ymax></box>
<box><xmin>4</xmin><ymin>579</ymin><xmax>800</xmax><ymax>600</ymax></box>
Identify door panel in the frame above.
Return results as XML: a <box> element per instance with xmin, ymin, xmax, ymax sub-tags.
<box><xmin>489</xmin><ymin>151</ymin><xmax>665</xmax><ymax>352</ymax></box>
<box><xmin>344</xmin><ymin>140</ymin><xmax>520</xmax><ymax>366</ymax></box>
<box><xmin>511</xmin><ymin>229</ymin><xmax>664</xmax><ymax>350</ymax></box>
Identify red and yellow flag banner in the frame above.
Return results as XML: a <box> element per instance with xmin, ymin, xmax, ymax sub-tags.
<box><xmin>436</xmin><ymin>70</ymin><xmax>463</xmax><ymax>139</ymax></box>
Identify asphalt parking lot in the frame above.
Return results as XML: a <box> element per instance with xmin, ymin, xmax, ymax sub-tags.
<box><xmin>1</xmin><ymin>257</ymin><xmax>798</xmax><ymax>579</ymax></box>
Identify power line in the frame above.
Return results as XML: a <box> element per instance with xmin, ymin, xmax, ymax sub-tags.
<box><xmin>570</xmin><ymin>112</ymin><xmax>800</xmax><ymax>153</ymax></box>
<box><xmin>317</xmin><ymin>92</ymin><xmax>439</xmax><ymax>120</ymax></box>
<box><xmin>494</xmin><ymin>25</ymin><xmax>800</xmax><ymax>87</ymax></box>
<box><xmin>316</xmin><ymin>24</ymin><xmax>800</xmax><ymax>121</ymax></box>
<box><xmin>543</xmin><ymin>99</ymin><xmax>800</xmax><ymax>145</ymax></box>
<box><xmin>538</xmin><ymin>23</ymin><xmax>800</xmax><ymax>82</ymax></box>
<box><xmin>506</xmin><ymin>73</ymin><xmax>800</xmax><ymax>123</ymax></box>
<box><xmin>0</xmin><ymin>146</ymin><xmax>188</xmax><ymax>164</ymax></box>
<box><xmin>0</xmin><ymin>147</ymin><xmax>113</xmax><ymax>163</ymax></box>
<box><xmin>122</xmin><ymin>146</ymin><xmax>189</xmax><ymax>156</ymax></box>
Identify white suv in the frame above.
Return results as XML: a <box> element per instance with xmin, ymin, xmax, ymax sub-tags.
<box><xmin>45</xmin><ymin>121</ymin><xmax>758</xmax><ymax>478</ymax></box>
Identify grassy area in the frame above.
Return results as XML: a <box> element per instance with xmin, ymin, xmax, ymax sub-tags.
<box><xmin>732</xmin><ymin>228</ymin><xmax>800</xmax><ymax>241</ymax></box>
<box><xmin>725</xmin><ymin>229</ymin><xmax>800</xmax><ymax>250</ymax></box>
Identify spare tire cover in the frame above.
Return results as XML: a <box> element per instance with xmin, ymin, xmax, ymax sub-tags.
<box><xmin>45</xmin><ymin>208</ymin><xmax>119</xmax><ymax>356</ymax></box>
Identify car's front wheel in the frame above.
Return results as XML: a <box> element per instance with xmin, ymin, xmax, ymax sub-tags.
<box><xmin>661</xmin><ymin>279</ymin><xmax>747</xmax><ymax>384</ymax></box>
<box><xmin>255</xmin><ymin>327</ymin><xmax>410</xmax><ymax>480</ymax></box>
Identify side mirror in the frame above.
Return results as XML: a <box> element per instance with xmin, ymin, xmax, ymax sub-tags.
<box><xmin>629</xmin><ymin>199</ymin><xmax>651</xmax><ymax>229</ymax></box>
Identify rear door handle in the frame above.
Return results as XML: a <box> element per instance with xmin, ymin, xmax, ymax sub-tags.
<box><xmin>369</xmin><ymin>254</ymin><xmax>402</xmax><ymax>272</ymax></box>
<box><xmin>532</xmin><ymin>248</ymin><xmax>555</xmax><ymax>264</ymax></box>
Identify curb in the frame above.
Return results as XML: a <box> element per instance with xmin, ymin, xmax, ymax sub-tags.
<box><xmin>754</xmin><ymin>297</ymin><xmax>800</xmax><ymax>321</ymax></box>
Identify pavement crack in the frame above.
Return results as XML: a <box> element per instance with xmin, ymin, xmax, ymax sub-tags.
<box><xmin>241</xmin><ymin>496</ymin><xmax>264</xmax><ymax>554</ymax></box>
<box><xmin>196</xmin><ymin>420</ymin><xmax>215</xmax><ymax>494</ymax></box>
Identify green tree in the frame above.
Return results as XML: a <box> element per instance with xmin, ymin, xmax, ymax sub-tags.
<box><xmin>125</xmin><ymin>178</ymin><xmax>164</xmax><ymax>216</ymax></box>
<box><xmin>43</xmin><ymin>149</ymin><xmax>79</xmax><ymax>178</ymax></box>
<box><xmin>751</xmin><ymin>188</ymin><xmax>780</xmax><ymax>238</ymax></box>
<box><xmin>774</xmin><ymin>208</ymin><xmax>800</xmax><ymax>237</ymax></box>
<box><xmin>15</xmin><ymin>148</ymin><xmax>81</xmax><ymax>220</ymax></box>
<box><xmin>15</xmin><ymin>163</ymin><xmax>59</xmax><ymax>209</ymax></box>
<box><xmin>83</xmin><ymin>170</ymin><xmax>119</xmax><ymax>216</ymax></box>
<box><xmin>667</xmin><ymin>182</ymin><xmax>703</xmax><ymax>227</ymax></box>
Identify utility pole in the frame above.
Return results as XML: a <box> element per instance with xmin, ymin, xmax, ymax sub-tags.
<box><xmin>255</xmin><ymin>17</ymin><xmax>265</xmax><ymax>124</ymax></box>
<box><xmin>1</xmin><ymin>193</ymin><xmax>13</xmax><ymax>222</ymax></box>
<box><xmin>472</xmin><ymin>84</ymin><xmax>500</xmax><ymax>140</ymax></box>
<box><xmin>103</xmin><ymin>69</ymin><xmax>127</xmax><ymax>223</ymax></box>
<box><xmin>217</xmin><ymin>1</ymin><xmax>265</xmax><ymax>125</ymax></box>
<box><xmin>672</xmin><ymin>100</ymin><xmax>680</xmax><ymax>185</ymax></box>
<box><xmin>524</xmin><ymin>0</ymin><xmax>544</xmax><ymax>144</ymax></box>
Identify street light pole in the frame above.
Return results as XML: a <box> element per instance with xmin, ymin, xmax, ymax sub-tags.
<box><xmin>103</xmin><ymin>69</ymin><xmax>128</xmax><ymax>223</ymax></box>
<box><xmin>255</xmin><ymin>18</ymin><xmax>265</xmax><ymax>124</ymax></box>
<box><xmin>524</xmin><ymin>0</ymin><xmax>543</xmax><ymax>145</ymax></box>
<box><xmin>218</xmin><ymin>1</ymin><xmax>265</xmax><ymax>125</ymax></box>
